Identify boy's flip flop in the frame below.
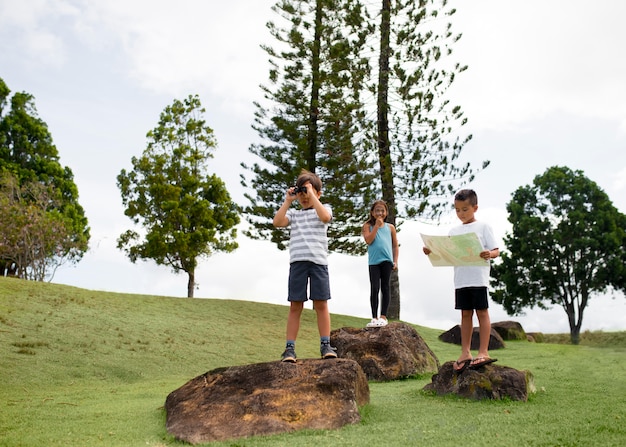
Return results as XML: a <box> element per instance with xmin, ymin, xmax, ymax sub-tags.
<box><xmin>469</xmin><ymin>357</ymin><xmax>497</xmax><ymax>369</ymax></box>
<box><xmin>453</xmin><ymin>358</ymin><xmax>472</xmax><ymax>373</ymax></box>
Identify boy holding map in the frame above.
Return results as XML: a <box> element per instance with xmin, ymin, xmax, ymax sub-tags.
<box><xmin>422</xmin><ymin>189</ymin><xmax>500</xmax><ymax>372</ymax></box>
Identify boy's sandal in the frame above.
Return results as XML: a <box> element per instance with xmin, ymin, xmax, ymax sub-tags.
<box><xmin>453</xmin><ymin>358</ymin><xmax>472</xmax><ymax>373</ymax></box>
<box><xmin>469</xmin><ymin>357</ymin><xmax>498</xmax><ymax>369</ymax></box>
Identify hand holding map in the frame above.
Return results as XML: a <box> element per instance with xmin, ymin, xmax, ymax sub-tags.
<box><xmin>421</xmin><ymin>233</ymin><xmax>488</xmax><ymax>267</ymax></box>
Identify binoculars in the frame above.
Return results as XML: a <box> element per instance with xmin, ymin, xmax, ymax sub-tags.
<box><xmin>290</xmin><ymin>185</ymin><xmax>308</xmax><ymax>195</ymax></box>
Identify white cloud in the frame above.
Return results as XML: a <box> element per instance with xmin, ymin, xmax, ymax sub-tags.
<box><xmin>1</xmin><ymin>0</ymin><xmax>273</xmax><ymax>110</ymax></box>
<box><xmin>65</xmin><ymin>0</ymin><xmax>273</xmax><ymax>108</ymax></box>
<box><xmin>612</xmin><ymin>167</ymin><xmax>626</xmax><ymax>192</ymax></box>
<box><xmin>0</xmin><ymin>0</ymin><xmax>47</xmax><ymax>27</ymax></box>
<box><xmin>450</xmin><ymin>0</ymin><xmax>626</xmax><ymax>130</ymax></box>
<box><xmin>0</xmin><ymin>0</ymin><xmax>71</xmax><ymax>67</ymax></box>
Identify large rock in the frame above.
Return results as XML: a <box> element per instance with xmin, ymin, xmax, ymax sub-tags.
<box><xmin>165</xmin><ymin>358</ymin><xmax>369</xmax><ymax>444</ymax></box>
<box><xmin>330</xmin><ymin>322</ymin><xmax>439</xmax><ymax>381</ymax></box>
<box><xmin>423</xmin><ymin>361</ymin><xmax>535</xmax><ymax>401</ymax></box>
<box><xmin>438</xmin><ymin>324</ymin><xmax>505</xmax><ymax>350</ymax></box>
<box><xmin>527</xmin><ymin>332</ymin><xmax>545</xmax><ymax>343</ymax></box>
<box><xmin>491</xmin><ymin>320</ymin><xmax>527</xmax><ymax>340</ymax></box>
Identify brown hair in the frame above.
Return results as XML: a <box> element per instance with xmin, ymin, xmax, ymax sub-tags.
<box><xmin>295</xmin><ymin>169</ymin><xmax>322</xmax><ymax>192</ymax></box>
<box><xmin>367</xmin><ymin>200</ymin><xmax>388</xmax><ymax>226</ymax></box>
<box><xmin>454</xmin><ymin>189</ymin><xmax>478</xmax><ymax>206</ymax></box>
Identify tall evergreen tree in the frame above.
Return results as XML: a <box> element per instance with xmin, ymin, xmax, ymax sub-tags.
<box><xmin>241</xmin><ymin>0</ymin><xmax>378</xmax><ymax>254</ymax></box>
<box><xmin>372</xmin><ymin>0</ymin><xmax>487</xmax><ymax>317</ymax></box>
<box><xmin>379</xmin><ymin>0</ymin><xmax>483</xmax><ymax>220</ymax></box>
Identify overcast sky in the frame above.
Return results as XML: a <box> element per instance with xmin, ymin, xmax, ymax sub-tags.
<box><xmin>1</xmin><ymin>0</ymin><xmax>625</xmax><ymax>334</ymax></box>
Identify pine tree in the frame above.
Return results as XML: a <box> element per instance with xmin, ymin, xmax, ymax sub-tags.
<box><xmin>241</xmin><ymin>0</ymin><xmax>378</xmax><ymax>254</ymax></box>
<box><xmin>372</xmin><ymin>0</ymin><xmax>486</xmax><ymax>317</ymax></box>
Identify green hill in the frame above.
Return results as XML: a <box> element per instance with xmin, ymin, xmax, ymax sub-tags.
<box><xmin>1</xmin><ymin>277</ymin><xmax>624</xmax><ymax>446</ymax></box>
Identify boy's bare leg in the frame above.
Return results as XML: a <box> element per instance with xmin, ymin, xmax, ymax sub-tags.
<box><xmin>286</xmin><ymin>301</ymin><xmax>304</xmax><ymax>341</ymax></box>
<box><xmin>476</xmin><ymin>308</ymin><xmax>492</xmax><ymax>359</ymax></box>
<box><xmin>313</xmin><ymin>300</ymin><xmax>331</xmax><ymax>337</ymax></box>
<box><xmin>459</xmin><ymin>309</ymin><xmax>474</xmax><ymax>361</ymax></box>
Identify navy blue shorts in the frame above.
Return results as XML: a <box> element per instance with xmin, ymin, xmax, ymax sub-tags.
<box><xmin>288</xmin><ymin>261</ymin><xmax>331</xmax><ymax>302</ymax></box>
<box><xmin>455</xmin><ymin>287</ymin><xmax>489</xmax><ymax>310</ymax></box>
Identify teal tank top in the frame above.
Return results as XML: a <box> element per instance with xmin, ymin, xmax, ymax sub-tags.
<box><xmin>367</xmin><ymin>223</ymin><xmax>393</xmax><ymax>265</ymax></box>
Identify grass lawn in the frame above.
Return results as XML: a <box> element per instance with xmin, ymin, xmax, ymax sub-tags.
<box><xmin>1</xmin><ymin>277</ymin><xmax>625</xmax><ymax>446</ymax></box>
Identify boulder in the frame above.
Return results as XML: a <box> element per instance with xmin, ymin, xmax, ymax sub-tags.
<box><xmin>438</xmin><ymin>324</ymin><xmax>505</xmax><ymax>350</ymax></box>
<box><xmin>527</xmin><ymin>332</ymin><xmax>545</xmax><ymax>343</ymax></box>
<box><xmin>330</xmin><ymin>322</ymin><xmax>439</xmax><ymax>381</ymax></box>
<box><xmin>491</xmin><ymin>320</ymin><xmax>527</xmax><ymax>340</ymax></box>
<box><xmin>165</xmin><ymin>358</ymin><xmax>369</xmax><ymax>444</ymax></box>
<box><xmin>423</xmin><ymin>361</ymin><xmax>535</xmax><ymax>401</ymax></box>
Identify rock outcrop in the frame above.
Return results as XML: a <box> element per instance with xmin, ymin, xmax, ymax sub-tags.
<box><xmin>527</xmin><ymin>332</ymin><xmax>545</xmax><ymax>342</ymax></box>
<box><xmin>165</xmin><ymin>358</ymin><xmax>369</xmax><ymax>444</ymax></box>
<box><xmin>491</xmin><ymin>320</ymin><xmax>527</xmax><ymax>341</ymax></box>
<box><xmin>423</xmin><ymin>361</ymin><xmax>535</xmax><ymax>401</ymax></box>
<box><xmin>331</xmin><ymin>322</ymin><xmax>439</xmax><ymax>381</ymax></box>
<box><xmin>438</xmin><ymin>324</ymin><xmax>506</xmax><ymax>350</ymax></box>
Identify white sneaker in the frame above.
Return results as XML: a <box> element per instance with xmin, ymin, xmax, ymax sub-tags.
<box><xmin>375</xmin><ymin>318</ymin><xmax>388</xmax><ymax>327</ymax></box>
<box><xmin>366</xmin><ymin>318</ymin><xmax>379</xmax><ymax>328</ymax></box>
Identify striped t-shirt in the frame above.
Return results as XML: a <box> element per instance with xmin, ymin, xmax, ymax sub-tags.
<box><xmin>286</xmin><ymin>205</ymin><xmax>332</xmax><ymax>265</ymax></box>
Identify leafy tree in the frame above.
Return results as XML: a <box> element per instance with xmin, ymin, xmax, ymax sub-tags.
<box><xmin>117</xmin><ymin>95</ymin><xmax>240</xmax><ymax>298</ymax></box>
<box><xmin>0</xmin><ymin>77</ymin><xmax>90</xmax><ymax>279</ymax></box>
<box><xmin>491</xmin><ymin>166</ymin><xmax>626</xmax><ymax>344</ymax></box>
<box><xmin>0</xmin><ymin>170</ymin><xmax>78</xmax><ymax>280</ymax></box>
<box><xmin>242</xmin><ymin>1</ymin><xmax>484</xmax><ymax>319</ymax></box>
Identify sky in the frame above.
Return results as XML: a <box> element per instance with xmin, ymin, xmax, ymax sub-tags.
<box><xmin>1</xmin><ymin>0</ymin><xmax>625</xmax><ymax>335</ymax></box>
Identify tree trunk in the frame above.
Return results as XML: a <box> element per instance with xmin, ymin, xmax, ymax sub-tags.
<box><xmin>376</xmin><ymin>0</ymin><xmax>399</xmax><ymax>320</ymax></box>
<box><xmin>570</xmin><ymin>327</ymin><xmax>580</xmax><ymax>345</ymax></box>
<box><xmin>566</xmin><ymin>297</ymin><xmax>583</xmax><ymax>345</ymax></box>
<box><xmin>307</xmin><ymin>0</ymin><xmax>323</xmax><ymax>172</ymax></box>
<box><xmin>187</xmin><ymin>269</ymin><xmax>195</xmax><ymax>298</ymax></box>
<box><xmin>387</xmin><ymin>269</ymin><xmax>400</xmax><ymax>319</ymax></box>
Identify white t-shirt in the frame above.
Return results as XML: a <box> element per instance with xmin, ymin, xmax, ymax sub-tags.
<box><xmin>449</xmin><ymin>220</ymin><xmax>498</xmax><ymax>289</ymax></box>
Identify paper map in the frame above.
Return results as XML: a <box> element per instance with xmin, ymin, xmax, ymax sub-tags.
<box><xmin>420</xmin><ymin>233</ymin><xmax>488</xmax><ymax>267</ymax></box>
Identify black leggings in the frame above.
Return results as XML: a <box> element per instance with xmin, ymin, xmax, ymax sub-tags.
<box><xmin>369</xmin><ymin>261</ymin><xmax>393</xmax><ymax>318</ymax></box>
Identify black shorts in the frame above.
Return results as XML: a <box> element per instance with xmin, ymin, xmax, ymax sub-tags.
<box><xmin>455</xmin><ymin>287</ymin><xmax>489</xmax><ymax>310</ymax></box>
<box><xmin>288</xmin><ymin>261</ymin><xmax>331</xmax><ymax>302</ymax></box>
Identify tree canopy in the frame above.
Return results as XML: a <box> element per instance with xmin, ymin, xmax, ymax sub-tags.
<box><xmin>0</xmin><ymin>77</ymin><xmax>90</xmax><ymax>280</ymax></box>
<box><xmin>491</xmin><ymin>166</ymin><xmax>626</xmax><ymax>344</ymax></box>
<box><xmin>117</xmin><ymin>95</ymin><xmax>240</xmax><ymax>297</ymax></box>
